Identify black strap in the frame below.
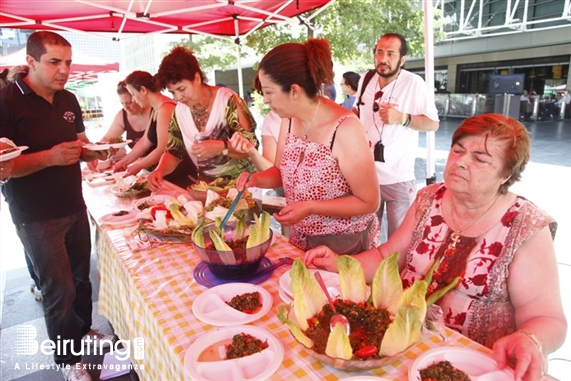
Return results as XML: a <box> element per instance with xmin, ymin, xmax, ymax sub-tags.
<box><xmin>356</xmin><ymin>70</ymin><xmax>376</xmax><ymax>114</ymax></box>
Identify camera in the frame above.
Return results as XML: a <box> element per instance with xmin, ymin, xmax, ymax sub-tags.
<box><xmin>373</xmin><ymin>141</ymin><xmax>385</xmax><ymax>162</ymax></box>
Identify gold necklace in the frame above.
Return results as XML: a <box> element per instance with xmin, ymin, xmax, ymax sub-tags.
<box><xmin>448</xmin><ymin>194</ymin><xmax>499</xmax><ymax>248</ymax></box>
<box><xmin>303</xmin><ymin>99</ymin><xmax>321</xmax><ymax>139</ymax></box>
<box><xmin>191</xmin><ymin>87</ymin><xmax>212</xmax><ymax>131</ymax></box>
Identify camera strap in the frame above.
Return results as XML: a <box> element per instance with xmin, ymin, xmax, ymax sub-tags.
<box><xmin>356</xmin><ymin>70</ymin><xmax>376</xmax><ymax>115</ymax></box>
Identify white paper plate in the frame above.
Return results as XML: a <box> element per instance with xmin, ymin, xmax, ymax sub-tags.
<box><xmin>0</xmin><ymin>146</ymin><xmax>28</xmax><ymax>162</ymax></box>
<box><xmin>132</xmin><ymin>194</ymin><xmax>175</xmax><ymax>210</ymax></box>
<box><xmin>108</xmin><ymin>139</ymin><xmax>132</xmax><ymax>149</ymax></box>
<box><xmin>278</xmin><ymin>286</ymin><xmax>293</xmax><ymax>305</ymax></box>
<box><xmin>184</xmin><ymin>325</ymin><xmax>283</xmax><ymax>381</ymax></box>
<box><xmin>279</xmin><ymin>268</ymin><xmax>340</xmax><ymax>299</ymax></box>
<box><xmin>84</xmin><ymin>143</ymin><xmax>111</xmax><ymax>150</ymax></box>
<box><xmin>408</xmin><ymin>346</ymin><xmax>515</xmax><ymax>381</ymax></box>
<box><xmin>98</xmin><ymin>210</ymin><xmax>139</xmax><ymax>226</ymax></box>
<box><xmin>192</xmin><ymin>283</ymin><xmax>272</xmax><ymax>326</ymax></box>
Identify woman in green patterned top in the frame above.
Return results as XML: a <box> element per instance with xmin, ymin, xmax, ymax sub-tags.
<box><xmin>147</xmin><ymin>46</ymin><xmax>258</xmax><ymax>191</ymax></box>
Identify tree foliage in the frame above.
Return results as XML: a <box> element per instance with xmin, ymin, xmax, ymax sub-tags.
<box><xmin>164</xmin><ymin>1</ymin><xmax>444</xmax><ymax>76</ymax></box>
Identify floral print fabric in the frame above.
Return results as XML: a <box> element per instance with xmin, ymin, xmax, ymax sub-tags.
<box><xmin>401</xmin><ymin>183</ymin><xmax>556</xmax><ymax>348</ymax></box>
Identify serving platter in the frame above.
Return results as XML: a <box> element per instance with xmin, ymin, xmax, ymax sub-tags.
<box><xmin>408</xmin><ymin>346</ymin><xmax>515</xmax><ymax>381</ymax></box>
<box><xmin>0</xmin><ymin>146</ymin><xmax>28</xmax><ymax>162</ymax></box>
<box><xmin>192</xmin><ymin>283</ymin><xmax>272</xmax><ymax>326</ymax></box>
<box><xmin>184</xmin><ymin>325</ymin><xmax>283</xmax><ymax>381</ymax></box>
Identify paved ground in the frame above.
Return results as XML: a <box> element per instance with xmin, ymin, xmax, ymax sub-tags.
<box><xmin>0</xmin><ymin>117</ymin><xmax>570</xmax><ymax>380</ymax></box>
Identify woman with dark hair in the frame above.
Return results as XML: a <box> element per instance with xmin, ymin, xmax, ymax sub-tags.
<box><xmin>305</xmin><ymin>113</ymin><xmax>567</xmax><ymax>381</ymax></box>
<box><xmin>236</xmin><ymin>39</ymin><xmax>380</xmax><ymax>253</ymax></box>
<box><xmin>340</xmin><ymin>71</ymin><xmax>360</xmax><ymax>110</ymax></box>
<box><xmin>114</xmin><ymin>70</ymin><xmax>196</xmax><ymax>187</ymax></box>
<box><xmin>147</xmin><ymin>46</ymin><xmax>257</xmax><ymax>190</ymax></box>
<box><xmin>88</xmin><ymin>80</ymin><xmax>153</xmax><ymax>170</ymax></box>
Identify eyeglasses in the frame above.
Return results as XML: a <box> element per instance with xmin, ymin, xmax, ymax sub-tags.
<box><xmin>372</xmin><ymin>90</ymin><xmax>383</xmax><ymax>112</ymax></box>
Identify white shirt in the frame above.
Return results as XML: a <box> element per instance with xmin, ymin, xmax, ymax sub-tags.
<box><xmin>356</xmin><ymin>70</ymin><xmax>439</xmax><ymax>185</ymax></box>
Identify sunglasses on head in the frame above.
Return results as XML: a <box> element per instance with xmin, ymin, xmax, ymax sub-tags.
<box><xmin>372</xmin><ymin>90</ymin><xmax>383</xmax><ymax>112</ymax></box>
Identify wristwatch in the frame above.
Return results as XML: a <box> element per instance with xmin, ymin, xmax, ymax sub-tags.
<box><xmin>403</xmin><ymin>113</ymin><xmax>412</xmax><ymax>127</ymax></box>
<box><xmin>222</xmin><ymin>141</ymin><xmax>229</xmax><ymax>156</ymax></box>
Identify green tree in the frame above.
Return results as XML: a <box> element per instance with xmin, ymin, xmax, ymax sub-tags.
<box><xmin>245</xmin><ymin>0</ymin><xmax>444</xmax><ymax>71</ymax></box>
<box><xmin>165</xmin><ymin>1</ymin><xmax>443</xmax><ymax>74</ymax></box>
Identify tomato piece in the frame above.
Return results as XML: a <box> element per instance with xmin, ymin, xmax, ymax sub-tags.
<box><xmin>151</xmin><ymin>204</ymin><xmax>172</xmax><ymax>219</ymax></box>
<box><xmin>354</xmin><ymin>345</ymin><xmax>378</xmax><ymax>358</ymax></box>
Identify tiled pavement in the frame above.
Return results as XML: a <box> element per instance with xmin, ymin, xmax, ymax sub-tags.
<box><xmin>1</xmin><ymin>118</ymin><xmax>570</xmax><ymax>380</ymax></box>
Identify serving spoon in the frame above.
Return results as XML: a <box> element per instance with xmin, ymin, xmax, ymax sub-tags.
<box><xmin>314</xmin><ymin>271</ymin><xmax>350</xmax><ymax>335</ymax></box>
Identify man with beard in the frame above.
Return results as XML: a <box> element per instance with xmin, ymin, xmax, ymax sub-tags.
<box><xmin>0</xmin><ymin>31</ymin><xmax>114</xmax><ymax>381</ymax></box>
<box><xmin>353</xmin><ymin>33</ymin><xmax>439</xmax><ymax>240</ymax></box>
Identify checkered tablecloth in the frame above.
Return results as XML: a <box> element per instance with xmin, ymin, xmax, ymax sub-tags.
<box><xmin>83</xmin><ymin>180</ymin><xmax>493</xmax><ymax>381</ymax></box>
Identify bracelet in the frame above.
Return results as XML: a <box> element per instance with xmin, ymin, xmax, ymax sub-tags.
<box><xmin>401</xmin><ymin>112</ymin><xmax>407</xmax><ymax>125</ymax></box>
<box><xmin>403</xmin><ymin>113</ymin><xmax>411</xmax><ymax>127</ymax></box>
<box><xmin>517</xmin><ymin>330</ymin><xmax>543</xmax><ymax>354</ymax></box>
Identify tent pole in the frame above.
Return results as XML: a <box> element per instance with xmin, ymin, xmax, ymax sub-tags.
<box><xmin>236</xmin><ymin>43</ymin><xmax>244</xmax><ymax>98</ymax></box>
<box><xmin>234</xmin><ymin>17</ymin><xmax>244</xmax><ymax>98</ymax></box>
<box><xmin>423</xmin><ymin>1</ymin><xmax>437</xmax><ymax>186</ymax></box>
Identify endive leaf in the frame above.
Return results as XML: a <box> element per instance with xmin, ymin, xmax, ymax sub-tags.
<box><xmin>290</xmin><ymin>259</ymin><xmax>326</xmax><ymax>330</ymax></box>
<box><xmin>277</xmin><ymin>305</ymin><xmax>313</xmax><ymax>348</ymax></box>
<box><xmin>336</xmin><ymin>256</ymin><xmax>368</xmax><ymax>303</ymax></box>
<box><xmin>370</xmin><ymin>251</ymin><xmax>403</xmax><ymax>314</ymax></box>
<box><xmin>191</xmin><ymin>219</ymin><xmax>205</xmax><ymax>248</ymax></box>
<box><xmin>379</xmin><ymin>304</ymin><xmax>424</xmax><ymax>356</ymax></box>
<box><xmin>208</xmin><ymin>229</ymin><xmax>236</xmax><ymax>265</ymax></box>
<box><xmin>325</xmin><ymin>323</ymin><xmax>353</xmax><ymax>360</ymax></box>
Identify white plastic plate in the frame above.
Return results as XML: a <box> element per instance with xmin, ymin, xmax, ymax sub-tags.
<box><xmin>408</xmin><ymin>346</ymin><xmax>514</xmax><ymax>381</ymax></box>
<box><xmin>192</xmin><ymin>283</ymin><xmax>272</xmax><ymax>326</ymax></box>
<box><xmin>184</xmin><ymin>325</ymin><xmax>283</xmax><ymax>381</ymax></box>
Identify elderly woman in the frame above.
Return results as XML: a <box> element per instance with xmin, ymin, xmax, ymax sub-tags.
<box><xmin>236</xmin><ymin>38</ymin><xmax>380</xmax><ymax>253</ymax></box>
<box><xmin>304</xmin><ymin>113</ymin><xmax>566</xmax><ymax>381</ymax></box>
<box><xmin>147</xmin><ymin>46</ymin><xmax>257</xmax><ymax>190</ymax></box>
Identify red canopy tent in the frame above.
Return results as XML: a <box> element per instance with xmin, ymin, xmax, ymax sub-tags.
<box><xmin>0</xmin><ymin>0</ymin><xmax>335</xmax><ymax>92</ymax></box>
<box><xmin>0</xmin><ymin>0</ymin><xmax>334</xmax><ymax>38</ymax></box>
<box><xmin>0</xmin><ymin>47</ymin><xmax>120</xmax><ymax>81</ymax></box>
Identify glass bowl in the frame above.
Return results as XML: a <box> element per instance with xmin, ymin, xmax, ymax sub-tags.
<box><xmin>191</xmin><ymin>222</ymin><xmax>273</xmax><ymax>280</ymax></box>
<box><xmin>285</xmin><ymin>308</ymin><xmax>412</xmax><ymax>371</ymax></box>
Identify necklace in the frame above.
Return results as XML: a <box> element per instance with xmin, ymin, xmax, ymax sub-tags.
<box><xmin>303</xmin><ymin>99</ymin><xmax>321</xmax><ymax>139</ymax></box>
<box><xmin>191</xmin><ymin>87</ymin><xmax>212</xmax><ymax>131</ymax></box>
<box><xmin>448</xmin><ymin>194</ymin><xmax>499</xmax><ymax>248</ymax></box>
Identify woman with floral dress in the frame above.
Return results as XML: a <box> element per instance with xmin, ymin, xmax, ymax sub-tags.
<box><xmin>235</xmin><ymin>39</ymin><xmax>380</xmax><ymax>252</ymax></box>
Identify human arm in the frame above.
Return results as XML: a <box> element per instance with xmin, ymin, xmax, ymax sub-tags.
<box><xmin>10</xmin><ymin>140</ymin><xmax>85</xmax><ymax>177</ymax></box>
<box><xmin>304</xmin><ymin>196</ymin><xmax>416</xmax><ymax>281</ymax></box>
<box><xmin>229</xmin><ymin>132</ymin><xmax>273</xmax><ymax>171</ymax></box>
<box><xmin>123</xmin><ymin>102</ymin><xmax>174</xmax><ymax>176</ymax></box>
<box><xmin>492</xmin><ymin>226</ymin><xmax>566</xmax><ymax>381</ymax></box>
<box><xmin>113</xmin><ymin>132</ymin><xmax>152</xmax><ymax>172</ymax></box>
<box><xmin>147</xmin><ymin>151</ymin><xmax>181</xmax><ymax>192</ymax></box>
<box><xmin>0</xmin><ymin>140</ymin><xmax>16</xmax><ymax>180</ymax></box>
<box><xmin>100</xmin><ymin>110</ymin><xmax>127</xmax><ymax>142</ymax></box>
<box><xmin>379</xmin><ymin>104</ymin><xmax>439</xmax><ymax>132</ymax></box>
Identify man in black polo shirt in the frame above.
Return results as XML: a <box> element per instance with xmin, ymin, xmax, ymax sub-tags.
<box><xmin>0</xmin><ymin>31</ymin><xmax>113</xmax><ymax>381</ymax></box>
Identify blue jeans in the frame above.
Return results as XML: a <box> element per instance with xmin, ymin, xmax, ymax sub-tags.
<box><xmin>15</xmin><ymin>211</ymin><xmax>93</xmax><ymax>365</ymax></box>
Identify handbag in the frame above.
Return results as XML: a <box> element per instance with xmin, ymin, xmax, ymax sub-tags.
<box><xmin>306</xmin><ymin>219</ymin><xmax>374</xmax><ymax>254</ymax></box>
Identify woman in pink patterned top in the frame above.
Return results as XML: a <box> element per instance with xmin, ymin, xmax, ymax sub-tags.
<box><xmin>236</xmin><ymin>38</ymin><xmax>380</xmax><ymax>252</ymax></box>
<box><xmin>304</xmin><ymin>113</ymin><xmax>566</xmax><ymax>381</ymax></box>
